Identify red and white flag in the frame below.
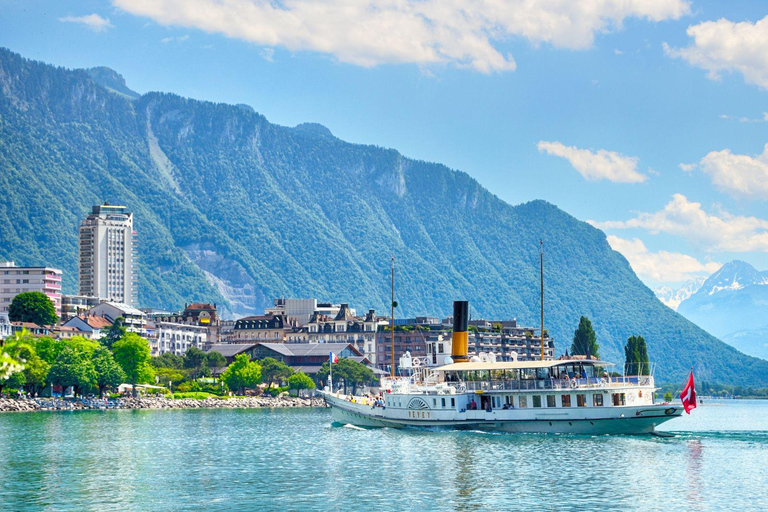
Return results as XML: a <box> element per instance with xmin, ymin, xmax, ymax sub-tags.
<box><xmin>330</xmin><ymin>352</ymin><xmax>339</xmax><ymax>364</ymax></box>
<box><xmin>680</xmin><ymin>370</ymin><xmax>696</xmax><ymax>414</ymax></box>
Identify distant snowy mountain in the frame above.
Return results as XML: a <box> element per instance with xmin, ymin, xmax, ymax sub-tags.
<box><xmin>677</xmin><ymin>261</ymin><xmax>768</xmax><ymax>360</ymax></box>
<box><xmin>654</xmin><ymin>276</ymin><xmax>706</xmax><ymax>310</ymax></box>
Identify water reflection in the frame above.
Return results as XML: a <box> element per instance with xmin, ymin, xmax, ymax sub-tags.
<box><xmin>686</xmin><ymin>439</ymin><xmax>704</xmax><ymax>509</ymax></box>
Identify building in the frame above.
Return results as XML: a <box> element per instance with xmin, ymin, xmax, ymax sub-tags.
<box><xmin>78</xmin><ymin>203</ymin><xmax>138</xmax><ymax>306</ymax></box>
<box><xmin>63</xmin><ymin>315</ymin><xmax>113</xmax><ymax>340</ymax></box>
<box><xmin>0</xmin><ymin>261</ymin><xmax>63</xmax><ymax>318</ymax></box>
<box><xmin>233</xmin><ymin>313</ymin><xmax>288</xmax><ymax>342</ymax></box>
<box><xmin>86</xmin><ymin>302</ymin><xmax>147</xmax><ymax>335</ymax></box>
<box><xmin>0</xmin><ymin>312</ymin><xmax>11</xmax><ymax>340</ymax></box>
<box><xmin>60</xmin><ymin>295</ymin><xmax>101</xmax><ymax>322</ymax></box>
<box><xmin>146</xmin><ymin>321</ymin><xmax>208</xmax><ymax>356</ymax></box>
<box><xmin>182</xmin><ymin>303</ymin><xmax>220</xmax><ymax>345</ymax></box>
<box><xmin>376</xmin><ymin>328</ymin><xmax>430</xmax><ymax>374</ymax></box>
<box><xmin>265</xmin><ymin>298</ymin><xmax>355</xmax><ymax>327</ymax></box>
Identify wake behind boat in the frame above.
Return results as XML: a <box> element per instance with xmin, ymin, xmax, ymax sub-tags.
<box><xmin>322</xmin><ymin>301</ymin><xmax>683</xmax><ymax>435</ymax></box>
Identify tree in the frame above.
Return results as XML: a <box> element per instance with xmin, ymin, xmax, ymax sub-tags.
<box><xmin>152</xmin><ymin>352</ymin><xmax>184</xmax><ymax>369</ymax></box>
<box><xmin>34</xmin><ymin>336</ymin><xmax>65</xmax><ymax>365</ymax></box>
<box><xmin>93</xmin><ymin>346</ymin><xmax>126</xmax><ymax>397</ymax></box>
<box><xmin>48</xmin><ymin>346</ymin><xmax>97</xmax><ymax>396</ymax></box>
<box><xmin>317</xmin><ymin>358</ymin><xmax>374</xmax><ymax>394</ymax></box>
<box><xmin>8</xmin><ymin>291</ymin><xmax>58</xmax><ymax>326</ymax></box>
<box><xmin>624</xmin><ymin>335</ymin><xmax>650</xmax><ymax>376</ymax></box>
<box><xmin>206</xmin><ymin>351</ymin><xmax>226</xmax><ymax>370</ymax></box>
<box><xmin>113</xmin><ymin>333</ymin><xmax>154</xmax><ymax>394</ymax></box>
<box><xmin>0</xmin><ymin>332</ymin><xmax>51</xmax><ymax>396</ymax></box>
<box><xmin>571</xmin><ymin>316</ymin><xmax>599</xmax><ymax>359</ymax></box>
<box><xmin>260</xmin><ymin>357</ymin><xmax>293</xmax><ymax>389</ymax></box>
<box><xmin>287</xmin><ymin>372</ymin><xmax>315</xmax><ymax>395</ymax></box>
<box><xmin>103</xmin><ymin>317</ymin><xmax>127</xmax><ymax>349</ymax></box>
<box><xmin>220</xmin><ymin>354</ymin><xmax>262</xmax><ymax>395</ymax></box>
<box><xmin>184</xmin><ymin>347</ymin><xmax>207</xmax><ymax>369</ymax></box>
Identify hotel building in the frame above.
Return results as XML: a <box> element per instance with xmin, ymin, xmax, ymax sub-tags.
<box><xmin>0</xmin><ymin>261</ymin><xmax>63</xmax><ymax>318</ymax></box>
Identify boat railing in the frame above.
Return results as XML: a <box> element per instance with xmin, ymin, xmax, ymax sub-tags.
<box><xmin>459</xmin><ymin>376</ymin><xmax>654</xmax><ymax>392</ymax></box>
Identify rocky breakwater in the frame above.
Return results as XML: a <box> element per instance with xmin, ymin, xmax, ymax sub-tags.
<box><xmin>121</xmin><ymin>396</ymin><xmax>325</xmax><ymax>409</ymax></box>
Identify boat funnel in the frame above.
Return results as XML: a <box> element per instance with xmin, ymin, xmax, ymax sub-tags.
<box><xmin>451</xmin><ymin>300</ymin><xmax>469</xmax><ymax>363</ymax></box>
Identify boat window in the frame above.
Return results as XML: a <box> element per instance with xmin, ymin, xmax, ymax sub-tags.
<box><xmin>451</xmin><ymin>398</ymin><xmax>455</xmax><ymax>408</ymax></box>
<box><xmin>561</xmin><ymin>395</ymin><xmax>571</xmax><ymax>407</ymax></box>
<box><xmin>433</xmin><ymin>399</ymin><xmax>437</xmax><ymax>407</ymax></box>
<box><xmin>546</xmin><ymin>395</ymin><xmax>556</xmax><ymax>408</ymax></box>
<box><xmin>577</xmin><ymin>394</ymin><xmax>587</xmax><ymax>407</ymax></box>
<box><xmin>593</xmin><ymin>394</ymin><xmax>604</xmax><ymax>407</ymax></box>
<box><xmin>532</xmin><ymin>396</ymin><xmax>542</xmax><ymax>408</ymax></box>
<box><xmin>612</xmin><ymin>393</ymin><xmax>626</xmax><ymax>406</ymax></box>
<box><xmin>518</xmin><ymin>396</ymin><xmax>528</xmax><ymax>408</ymax></box>
<box><xmin>441</xmin><ymin>398</ymin><xmax>446</xmax><ymax>407</ymax></box>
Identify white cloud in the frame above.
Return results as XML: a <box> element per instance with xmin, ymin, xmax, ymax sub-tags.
<box><xmin>664</xmin><ymin>15</ymin><xmax>768</xmax><ymax>89</ymax></box>
<box><xmin>606</xmin><ymin>235</ymin><xmax>720</xmax><ymax>283</ymax></box>
<box><xmin>161</xmin><ymin>35</ymin><xmax>190</xmax><ymax>43</ymax></box>
<box><xmin>537</xmin><ymin>141</ymin><xmax>646</xmax><ymax>183</ymax></box>
<box><xmin>697</xmin><ymin>144</ymin><xmax>768</xmax><ymax>200</ymax></box>
<box><xmin>112</xmin><ymin>0</ymin><xmax>690</xmax><ymax>73</ymax></box>
<box><xmin>679</xmin><ymin>162</ymin><xmax>696</xmax><ymax>172</ymax></box>
<box><xmin>59</xmin><ymin>14</ymin><xmax>114</xmax><ymax>32</ymax></box>
<box><xmin>591</xmin><ymin>194</ymin><xmax>768</xmax><ymax>252</ymax></box>
<box><xmin>260</xmin><ymin>48</ymin><xmax>275</xmax><ymax>63</ymax></box>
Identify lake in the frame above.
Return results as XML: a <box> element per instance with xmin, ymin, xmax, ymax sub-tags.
<box><xmin>0</xmin><ymin>399</ymin><xmax>766</xmax><ymax>511</ymax></box>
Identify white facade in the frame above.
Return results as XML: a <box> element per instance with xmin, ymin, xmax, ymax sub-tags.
<box><xmin>0</xmin><ymin>312</ymin><xmax>11</xmax><ymax>339</ymax></box>
<box><xmin>147</xmin><ymin>321</ymin><xmax>208</xmax><ymax>356</ymax></box>
<box><xmin>88</xmin><ymin>302</ymin><xmax>146</xmax><ymax>335</ymax></box>
<box><xmin>0</xmin><ymin>261</ymin><xmax>63</xmax><ymax>318</ymax></box>
<box><xmin>79</xmin><ymin>204</ymin><xmax>138</xmax><ymax>307</ymax></box>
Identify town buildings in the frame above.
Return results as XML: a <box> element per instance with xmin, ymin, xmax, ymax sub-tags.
<box><xmin>146</xmin><ymin>320</ymin><xmax>208</xmax><ymax>356</ymax></box>
<box><xmin>0</xmin><ymin>312</ymin><xmax>11</xmax><ymax>339</ymax></box>
<box><xmin>78</xmin><ymin>203</ymin><xmax>138</xmax><ymax>307</ymax></box>
<box><xmin>60</xmin><ymin>294</ymin><xmax>101</xmax><ymax>322</ymax></box>
<box><xmin>87</xmin><ymin>302</ymin><xmax>147</xmax><ymax>335</ymax></box>
<box><xmin>0</xmin><ymin>261</ymin><xmax>63</xmax><ymax>318</ymax></box>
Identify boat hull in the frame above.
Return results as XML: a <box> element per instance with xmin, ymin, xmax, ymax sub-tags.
<box><xmin>324</xmin><ymin>393</ymin><xmax>682</xmax><ymax>435</ymax></box>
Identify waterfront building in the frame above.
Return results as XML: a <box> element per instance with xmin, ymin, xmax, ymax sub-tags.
<box><xmin>60</xmin><ymin>294</ymin><xmax>101</xmax><ymax>322</ymax></box>
<box><xmin>376</xmin><ymin>328</ymin><xmax>430</xmax><ymax>374</ymax></box>
<box><xmin>10</xmin><ymin>322</ymin><xmax>50</xmax><ymax>337</ymax></box>
<box><xmin>146</xmin><ymin>321</ymin><xmax>208</xmax><ymax>356</ymax></box>
<box><xmin>86</xmin><ymin>302</ymin><xmax>147</xmax><ymax>335</ymax></box>
<box><xmin>63</xmin><ymin>315</ymin><xmax>113</xmax><ymax>340</ymax></box>
<box><xmin>233</xmin><ymin>313</ymin><xmax>289</xmax><ymax>342</ymax></box>
<box><xmin>78</xmin><ymin>203</ymin><xmax>138</xmax><ymax>307</ymax></box>
<box><xmin>0</xmin><ymin>261</ymin><xmax>63</xmax><ymax>318</ymax></box>
<box><xmin>49</xmin><ymin>325</ymin><xmax>86</xmax><ymax>340</ymax></box>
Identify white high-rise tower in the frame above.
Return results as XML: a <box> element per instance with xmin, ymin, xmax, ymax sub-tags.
<box><xmin>78</xmin><ymin>203</ymin><xmax>138</xmax><ymax>306</ymax></box>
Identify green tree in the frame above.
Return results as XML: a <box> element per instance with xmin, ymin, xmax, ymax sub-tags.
<box><xmin>103</xmin><ymin>317</ymin><xmax>127</xmax><ymax>349</ymax></box>
<box><xmin>260</xmin><ymin>357</ymin><xmax>293</xmax><ymax>389</ymax></box>
<box><xmin>571</xmin><ymin>316</ymin><xmax>599</xmax><ymax>359</ymax></box>
<box><xmin>92</xmin><ymin>346</ymin><xmax>126</xmax><ymax>397</ymax></box>
<box><xmin>34</xmin><ymin>336</ymin><xmax>65</xmax><ymax>365</ymax></box>
<box><xmin>8</xmin><ymin>291</ymin><xmax>58</xmax><ymax>325</ymax></box>
<box><xmin>220</xmin><ymin>354</ymin><xmax>262</xmax><ymax>395</ymax></box>
<box><xmin>663</xmin><ymin>392</ymin><xmax>673</xmax><ymax>402</ymax></box>
<box><xmin>113</xmin><ymin>333</ymin><xmax>154</xmax><ymax>394</ymax></box>
<box><xmin>317</xmin><ymin>358</ymin><xmax>374</xmax><ymax>394</ymax></box>
<box><xmin>287</xmin><ymin>372</ymin><xmax>315</xmax><ymax>395</ymax></box>
<box><xmin>152</xmin><ymin>352</ymin><xmax>184</xmax><ymax>369</ymax></box>
<box><xmin>206</xmin><ymin>351</ymin><xmax>226</xmax><ymax>370</ymax></box>
<box><xmin>624</xmin><ymin>335</ymin><xmax>650</xmax><ymax>376</ymax></box>
<box><xmin>48</xmin><ymin>346</ymin><xmax>97</xmax><ymax>396</ymax></box>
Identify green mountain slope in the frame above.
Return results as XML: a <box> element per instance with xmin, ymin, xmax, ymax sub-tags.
<box><xmin>0</xmin><ymin>47</ymin><xmax>764</xmax><ymax>385</ymax></box>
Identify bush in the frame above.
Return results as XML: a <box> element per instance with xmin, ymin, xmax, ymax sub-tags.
<box><xmin>171</xmin><ymin>392</ymin><xmax>222</xmax><ymax>400</ymax></box>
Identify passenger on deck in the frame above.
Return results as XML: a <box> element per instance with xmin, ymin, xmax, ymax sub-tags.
<box><xmin>470</xmin><ymin>398</ymin><xmax>477</xmax><ymax>410</ymax></box>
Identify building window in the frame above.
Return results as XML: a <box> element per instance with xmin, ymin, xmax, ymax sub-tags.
<box><xmin>593</xmin><ymin>394</ymin><xmax>604</xmax><ymax>407</ymax></box>
<box><xmin>577</xmin><ymin>394</ymin><xmax>587</xmax><ymax>407</ymax></box>
<box><xmin>562</xmin><ymin>395</ymin><xmax>571</xmax><ymax>407</ymax></box>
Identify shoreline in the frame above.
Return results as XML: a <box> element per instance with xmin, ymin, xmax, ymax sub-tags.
<box><xmin>0</xmin><ymin>396</ymin><xmax>326</xmax><ymax>413</ymax></box>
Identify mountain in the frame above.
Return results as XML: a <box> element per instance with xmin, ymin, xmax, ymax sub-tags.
<box><xmin>1</xmin><ymin>47</ymin><xmax>767</xmax><ymax>385</ymax></box>
<box><xmin>677</xmin><ymin>261</ymin><xmax>768</xmax><ymax>359</ymax></box>
<box><xmin>654</xmin><ymin>276</ymin><xmax>706</xmax><ymax>311</ymax></box>
<box><xmin>85</xmin><ymin>67</ymin><xmax>140</xmax><ymax>99</ymax></box>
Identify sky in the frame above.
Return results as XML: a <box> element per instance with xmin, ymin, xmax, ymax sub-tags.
<box><xmin>2</xmin><ymin>0</ymin><xmax>768</xmax><ymax>291</ymax></box>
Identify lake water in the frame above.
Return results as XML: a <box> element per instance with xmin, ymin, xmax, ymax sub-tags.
<box><xmin>1</xmin><ymin>399</ymin><xmax>766</xmax><ymax>511</ymax></box>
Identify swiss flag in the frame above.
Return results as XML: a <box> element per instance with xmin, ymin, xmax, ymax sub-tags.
<box><xmin>680</xmin><ymin>370</ymin><xmax>697</xmax><ymax>414</ymax></box>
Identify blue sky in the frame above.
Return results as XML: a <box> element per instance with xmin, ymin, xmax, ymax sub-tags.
<box><xmin>2</xmin><ymin>0</ymin><xmax>768</xmax><ymax>290</ymax></box>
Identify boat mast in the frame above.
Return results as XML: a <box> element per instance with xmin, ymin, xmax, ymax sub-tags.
<box><xmin>391</xmin><ymin>256</ymin><xmax>395</xmax><ymax>378</ymax></box>
<box><xmin>540</xmin><ymin>240</ymin><xmax>545</xmax><ymax>361</ymax></box>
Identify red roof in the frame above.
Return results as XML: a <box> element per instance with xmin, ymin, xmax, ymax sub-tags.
<box><xmin>185</xmin><ymin>303</ymin><xmax>216</xmax><ymax>311</ymax></box>
<box><xmin>83</xmin><ymin>316</ymin><xmax>113</xmax><ymax>329</ymax></box>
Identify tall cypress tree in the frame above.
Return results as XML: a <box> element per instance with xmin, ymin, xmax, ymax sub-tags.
<box><xmin>571</xmin><ymin>316</ymin><xmax>599</xmax><ymax>359</ymax></box>
<box><xmin>624</xmin><ymin>335</ymin><xmax>650</xmax><ymax>375</ymax></box>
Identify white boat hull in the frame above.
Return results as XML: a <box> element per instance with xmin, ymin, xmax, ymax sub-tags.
<box><xmin>324</xmin><ymin>392</ymin><xmax>683</xmax><ymax>435</ymax></box>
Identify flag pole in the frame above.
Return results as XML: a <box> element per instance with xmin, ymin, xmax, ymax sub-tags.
<box><xmin>329</xmin><ymin>352</ymin><xmax>333</xmax><ymax>394</ymax></box>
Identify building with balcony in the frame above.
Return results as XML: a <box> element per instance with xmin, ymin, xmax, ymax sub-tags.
<box><xmin>0</xmin><ymin>261</ymin><xmax>63</xmax><ymax>318</ymax></box>
<box><xmin>146</xmin><ymin>321</ymin><xmax>208</xmax><ymax>356</ymax></box>
<box><xmin>78</xmin><ymin>203</ymin><xmax>138</xmax><ymax>307</ymax></box>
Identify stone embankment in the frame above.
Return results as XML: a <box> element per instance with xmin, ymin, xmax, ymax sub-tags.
<box><xmin>0</xmin><ymin>396</ymin><xmax>325</xmax><ymax>413</ymax></box>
